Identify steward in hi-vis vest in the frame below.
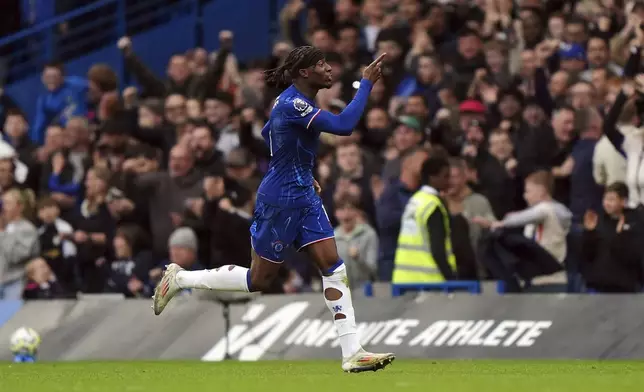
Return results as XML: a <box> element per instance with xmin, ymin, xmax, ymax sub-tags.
<box><xmin>392</xmin><ymin>157</ymin><xmax>456</xmax><ymax>283</ymax></box>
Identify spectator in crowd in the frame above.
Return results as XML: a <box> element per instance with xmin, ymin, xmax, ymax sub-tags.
<box><xmin>22</xmin><ymin>258</ymin><xmax>66</xmax><ymax>300</ymax></box>
<box><xmin>31</xmin><ymin>62</ymin><xmax>88</xmax><ymax>145</ymax></box>
<box><xmin>191</xmin><ymin>121</ymin><xmax>224</xmax><ymax>175</ymax></box>
<box><xmin>382</xmin><ymin>116</ymin><xmax>424</xmax><ymax>183</ymax></box>
<box><xmin>116</xmin><ymin>32</ymin><xmax>230</xmax><ymax>100</ymax></box>
<box><xmin>104</xmin><ymin>225</ymin><xmax>155</xmax><ymax>298</ymax></box>
<box><xmin>580</xmin><ymin>37</ymin><xmax>623</xmax><ymax>83</ymax></box>
<box><xmin>361</xmin><ymin>107</ymin><xmax>392</xmax><ymax>156</ymax></box>
<box><xmin>593</xmin><ymin>113</ymin><xmax>629</xmax><ymax>189</ymax></box>
<box><xmin>210</xmin><ymin>92</ymin><xmax>237</xmax><ymax>156</ymax></box>
<box><xmin>46</xmin><ymin>151</ymin><xmax>82</xmax><ymax>205</ymax></box>
<box><xmin>35</xmin><ymin>125</ymin><xmax>65</xmax><ymax>165</ymax></box>
<box><xmin>334</xmin><ymin>194</ymin><xmax>378</xmax><ymax>287</ymax></box>
<box><xmin>3</xmin><ymin>109</ymin><xmax>36</xmax><ymax>168</ymax></box>
<box><xmin>0</xmin><ymin>156</ymin><xmax>20</xmax><ymax>195</ymax></box>
<box><xmin>323</xmin><ymin>141</ymin><xmax>377</xmax><ymax>226</ymax></box>
<box><xmin>0</xmin><ymin>189</ymin><xmax>40</xmax><ymax>299</ymax></box>
<box><xmin>474</xmin><ymin>171</ymin><xmax>572</xmax><ymax>266</ymax></box>
<box><xmin>224</xmin><ymin>146</ymin><xmax>262</xmax><ymax>194</ymax></box>
<box><xmin>63</xmin><ymin>117</ymin><xmax>92</xmax><ymax>172</ymax></box>
<box><xmin>148</xmin><ymin>227</ymin><xmax>204</xmax><ymax>292</ymax></box>
<box><xmin>0</xmin><ymin>137</ymin><xmax>30</xmax><ymax>189</ymax></box>
<box><xmin>69</xmin><ymin>166</ymin><xmax>115</xmax><ymax>293</ymax></box>
<box><xmin>446</xmin><ymin>157</ymin><xmax>496</xmax><ymax>267</ymax></box>
<box><xmin>570</xmin><ymin>107</ymin><xmax>605</xmax><ymax>225</ymax></box>
<box><xmin>35</xmin><ymin>197</ymin><xmax>76</xmax><ymax>292</ymax></box>
<box><xmin>86</xmin><ymin>64</ymin><xmax>119</xmax><ymax>123</ymax></box>
<box><xmin>581</xmin><ymin>182</ymin><xmax>644</xmax><ymax>292</ymax></box>
<box><xmin>603</xmin><ymin>75</ymin><xmax>644</xmax><ymax>211</ymax></box>
<box><xmin>131</xmin><ymin>144</ymin><xmax>203</xmax><ymax>258</ymax></box>
<box><xmin>478</xmin><ymin>129</ymin><xmax>521</xmax><ymax>218</ymax></box>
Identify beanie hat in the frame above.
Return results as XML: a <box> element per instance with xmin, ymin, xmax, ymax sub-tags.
<box><xmin>168</xmin><ymin>227</ymin><xmax>198</xmax><ymax>252</ymax></box>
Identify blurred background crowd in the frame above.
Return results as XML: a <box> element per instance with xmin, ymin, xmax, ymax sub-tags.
<box><xmin>1</xmin><ymin>0</ymin><xmax>644</xmax><ymax>300</ymax></box>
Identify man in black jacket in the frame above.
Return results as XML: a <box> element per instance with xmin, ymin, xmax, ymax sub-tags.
<box><xmin>116</xmin><ymin>32</ymin><xmax>230</xmax><ymax>100</ymax></box>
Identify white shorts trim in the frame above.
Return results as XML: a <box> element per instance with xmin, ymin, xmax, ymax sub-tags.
<box><xmin>251</xmin><ymin>243</ymin><xmax>284</xmax><ymax>264</ymax></box>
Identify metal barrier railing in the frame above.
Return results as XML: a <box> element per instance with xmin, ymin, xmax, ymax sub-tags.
<box><xmin>0</xmin><ymin>0</ymin><xmax>200</xmax><ymax>84</ymax></box>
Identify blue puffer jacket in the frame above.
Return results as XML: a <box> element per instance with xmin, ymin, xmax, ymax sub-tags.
<box><xmin>31</xmin><ymin>77</ymin><xmax>88</xmax><ymax>145</ymax></box>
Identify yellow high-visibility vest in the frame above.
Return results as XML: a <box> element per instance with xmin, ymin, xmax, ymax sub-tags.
<box><xmin>392</xmin><ymin>186</ymin><xmax>457</xmax><ymax>283</ymax></box>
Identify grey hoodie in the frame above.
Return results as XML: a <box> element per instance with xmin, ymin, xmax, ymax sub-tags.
<box><xmin>501</xmin><ymin>200</ymin><xmax>572</xmax><ymax>262</ymax></box>
<box><xmin>0</xmin><ymin>218</ymin><xmax>40</xmax><ymax>285</ymax></box>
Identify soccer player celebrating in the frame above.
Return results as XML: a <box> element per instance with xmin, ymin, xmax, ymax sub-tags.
<box><xmin>153</xmin><ymin>46</ymin><xmax>394</xmax><ymax>372</ymax></box>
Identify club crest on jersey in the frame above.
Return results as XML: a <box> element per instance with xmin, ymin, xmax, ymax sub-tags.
<box><xmin>272</xmin><ymin>241</ymin><xmax>284</xmax><ymax>253</ymax></box>
<box><xmin>293</xmin><ymin>98</ymin><xmax>313</xmax><ymax>117</ymax></box>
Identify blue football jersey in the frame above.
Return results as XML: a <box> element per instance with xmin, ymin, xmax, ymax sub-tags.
<box><xmin>257</xmin><ymin>85</ymin><xmax>323</xmax><ymax>208</ymax></box>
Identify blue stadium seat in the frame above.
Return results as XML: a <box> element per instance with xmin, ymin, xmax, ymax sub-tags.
<box><xmin>496</xmin><ymin>279</ymin><xmax>531</xmax><ymax>293</ymax></box>
<box><xmin>363</xmin><ymin>281</ymin><xmax>482</xmax><ymax>297</ymax></box>
<box><xmin>389</xmin><ymin>281</ymin><xmax>482</xmax><ymax>297</ymax></box>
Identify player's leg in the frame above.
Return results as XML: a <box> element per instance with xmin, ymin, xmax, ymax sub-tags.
<box><xmin>153</xmin><ymin>250</ymin><xmax>280</xmax><ymax>315</ymax></box>
<box><xmin>153</xmin><ymin>202</ymin><xmax>291</xmax><ymax>315</ymax></box>
<box><xmin>174</xmin><ymin>248</ymin><xmax>281</xmax><ymax>292</ymax></box>
<box><xmin>297</xmin><ymin>205</ymin><xmax>395</xmax><ymax>372</ymax></box>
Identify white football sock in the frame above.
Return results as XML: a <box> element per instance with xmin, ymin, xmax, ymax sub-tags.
<box><xmin>322</xmin><ymin>261</ymin><xmax>362</xmax><ymax>358</ymax></box>
<box><xmin>175</xmin><ymin>265</ymin><xmax>250</xmax><ymax>292</ymax></box>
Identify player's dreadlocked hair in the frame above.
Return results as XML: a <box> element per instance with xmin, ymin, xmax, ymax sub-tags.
<box><xmin>264</xmin><ymin>46</ymin><xmax>325</xmax><ymax>87</ymax></box>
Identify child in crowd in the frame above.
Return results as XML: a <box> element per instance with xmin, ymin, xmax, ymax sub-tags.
<box><xmin>581</xmin><ymin>182</ymin><xmax>644</xmax><ymax>292</ymax></box>
<box><xmin>104</xmin><ymin>225</ymin><xmax>155</xmax><ymax>298</ymax></box>
<box><xmin>36</xmin><ymin>197</ymin><xmax>77</xmax><ymax>292</ymax></box>
<box><xmin>333</xmin><ymin>194</ymin><xmax>378</xmax><ymax>288</ymax></box>
<box><xmin>474</xmin><ymin>170</ymin><xmax>572</xmax><ymax>263</ymax></box>
<box><xmin>22</xmin><ymin>258</ymin><xmax>66</xmax><ymax>300</ymax></box>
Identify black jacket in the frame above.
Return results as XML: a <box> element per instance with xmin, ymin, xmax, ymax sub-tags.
<box><xmin>123</xmin><ymin>47</ymin><xmax>230</xmax><ymax>99</ymax></box>
<box><xmin>104</xmin><ymin>251</ymin><xmax>156</xmax><ymax>297</ymax></box>
<box><xmin>581</xmin><ymin>210</ymin><xmax>644</xmax><ymax>292</ymax></box>
<box><xmin>478</xmin><ymin>152</ymin><xmax>521</xmax><ymax>219</ymax></box>
<box><xmin>479</xmin><ymin>230</ymin><xmax>563</xmax><ymax>292</ymax></box>
<box><xmin>450</xmin><ymin>214</ymin><xmax>479</xmax><ymax>280</ymax></box>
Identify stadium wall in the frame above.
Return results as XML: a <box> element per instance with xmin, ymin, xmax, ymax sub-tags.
<box><xmin>0</xmin><ymin>293</ymin><xmax>643</xmax><ymax>361</ymax></box>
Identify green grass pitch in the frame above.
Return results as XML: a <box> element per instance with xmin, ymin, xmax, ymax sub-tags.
<box><xmin>1</xmin><ymin>360</ymin><xmax>644</xmax><ymax>392</ymax></box>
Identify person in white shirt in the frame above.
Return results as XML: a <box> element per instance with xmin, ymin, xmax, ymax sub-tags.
<box><xmin>473</xmin><ymin>170</ymin><xmax>572</xmax><ymax>263</ymax></box>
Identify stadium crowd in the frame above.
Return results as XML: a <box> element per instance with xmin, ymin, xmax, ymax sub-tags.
<box><xmin>1</xmin><ymin>0</ymin><xmax>644</xmax><ymax>300</ymax></box>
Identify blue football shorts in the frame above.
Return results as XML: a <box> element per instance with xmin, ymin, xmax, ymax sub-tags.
<box><xmin>250</xmin><ymin>200</ymin><xmax>335</xmax><ymax>263</ymax></box>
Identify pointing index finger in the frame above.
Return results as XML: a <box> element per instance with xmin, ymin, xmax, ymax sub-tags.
<box><xmin>369</xmin><ymin>53</ymin><xmax>387</xmax><ymax>67</ymax></box>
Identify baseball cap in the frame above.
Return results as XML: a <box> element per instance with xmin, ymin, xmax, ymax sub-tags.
<box><xmin>558</xmin><ymin>43</ymin><xmax>586</xmax><ymax>61</ymax></box>
<box><xmin>459</xmin><ymin>100</ymin><xmax>486</xmax><ymax>114</ymax></box>
<box><xmin>396</xmin><ymin>115</ymin><xmax>422</xmax><ymax>132</ymax></box>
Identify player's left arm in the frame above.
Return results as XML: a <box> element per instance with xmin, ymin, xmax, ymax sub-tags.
<box><xmin>302</xmin><ymin>79</ymin><xmax>373</xmax><ymax>135</ymax></box>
